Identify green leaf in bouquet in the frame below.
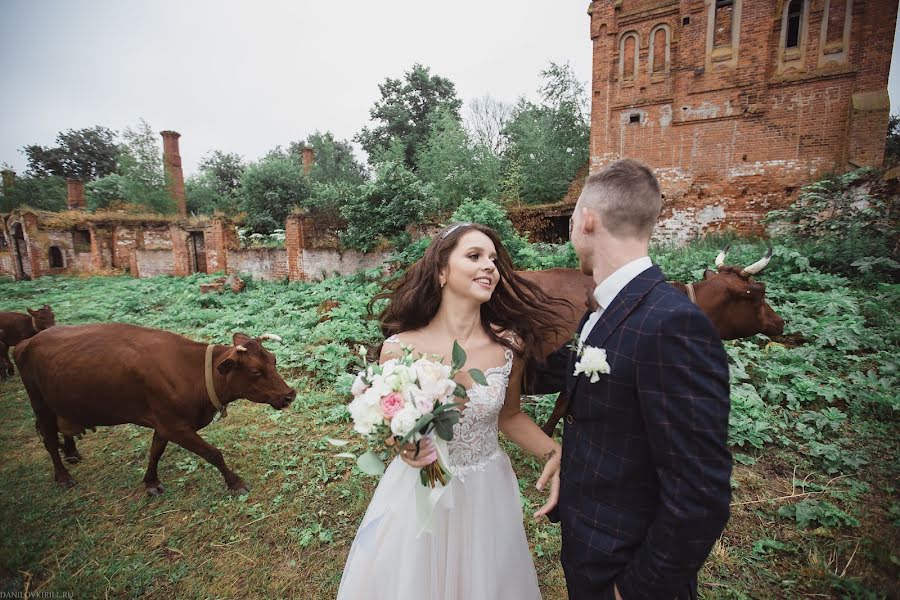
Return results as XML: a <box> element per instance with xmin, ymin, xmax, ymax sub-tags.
<box><xmin>435</xmin><ymin>419</ymin><xmax>454</xmax><ymax>441</ymax></box>
<box><xmin>453</xmin><ymin>383</ymin><xmax>468</xmax><ymax>399</ymax></box>
<box><xmin>452</xmin><ymin>341</ymin><xmax>467</xmax><ymax>371</ymax></box>
<box><xmin>356</xmin><ymin>451</ymin><xmax>386</xmax><ymax>476</ymax></box>
<box><xmin>469</xmin><ymin>368</ymin><xmax>488</xmax><ymax>386</ymax></box>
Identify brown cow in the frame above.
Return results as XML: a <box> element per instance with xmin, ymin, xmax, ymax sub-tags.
<box><xmin>518</xmin><ymin>247</ymin><xmax>784</xmax><ymax>435</ymax></box>
<box><xmin>13</xmin><ymin>323</ymin><xmax>295</xmax><ymax>494</ymax></box>
<box><xmin>0</xmin><ymin>305</ymin><xmax>56</xmax><ymax>378</ymax></box>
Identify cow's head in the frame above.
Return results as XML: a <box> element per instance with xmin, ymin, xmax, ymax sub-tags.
<box><xmin>27</xmin><ymin>305</ymin><xmax>55</xmax><ymax>331</ymax></box>
<box><xmin>216</xmin><ymin>333</ymin><xmax>296</xmax><ymax>409</ymax></box>
<box><xmin>696</xmin><ymin>246</ymin><xmax>785</xmax><ymax>340</ymax></box>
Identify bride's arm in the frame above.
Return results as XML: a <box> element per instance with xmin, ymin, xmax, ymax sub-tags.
<box><xmin>499</xmin><ymin>358</ymin><xmax>561</xmax><ymax>517</ymax></box>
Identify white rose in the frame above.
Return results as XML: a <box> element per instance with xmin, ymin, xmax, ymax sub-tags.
<box><xmin>410</xmin><ymin>388</ymin><xmax>435</xmax><ymax>414</ymax></box>
<box><xmin>349</xmin><ymin>395</ymin><xmax>383</xmax><ymax>435</ymax></box>
<box><xmin>573</xmin><ymin>346</ymin><xmax>611</xmax><ymax>383</ymax></box>
<box><xmin>413</xmin><ymin>359</ymin><xmax>454</xmax><ymax>401</ymax></box>
<box><xmin>351</xmin><ymin>373</ymin><xmax>368</xmax><ymax>397</ymax></box>
<box><xmin>390</xmin><ymin>406</ymin><xmax>422</xmax><ymax>437</ymax></box>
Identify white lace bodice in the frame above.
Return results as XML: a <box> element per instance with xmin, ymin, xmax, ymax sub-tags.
<box><xmin>384</xmin><ymin>335</ymin><xmax>514</xmax><ymax>477</ymax></box>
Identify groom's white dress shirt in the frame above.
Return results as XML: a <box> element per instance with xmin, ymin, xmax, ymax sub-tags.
<box><xmin>578</xmin><ymin>256</ymin><xmax>653</xmax><ymax>344</ymax></box>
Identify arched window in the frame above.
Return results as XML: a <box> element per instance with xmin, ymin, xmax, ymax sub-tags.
<box><xmin>785</xmin><ymin>0</ymin><xmax>802</xmax><ymax>48</ymax></box>
<box><xmin>819</xmin><ymin>0</ymin><xmax>851</xmax><ymax>67</ymax></box>
<box><xmin>49</xmin><ymin>246</ymin><xmax>64</xmax><ymax>269</ymax></box>
<box><xmin>649</xmin><ymin>25</ymin><xmax>670</xmax><ymax>74</ymax></box>
<box><xmin>619</xmin><ymin>32</ymin><xmax>639</xmax><ymax>80</ymax></box>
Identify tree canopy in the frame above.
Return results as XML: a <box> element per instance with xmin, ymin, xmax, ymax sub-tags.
<box><xmin>356</xmin><ymin>64</ymin><xmax>462</xmax><ymax>171</ymax></box>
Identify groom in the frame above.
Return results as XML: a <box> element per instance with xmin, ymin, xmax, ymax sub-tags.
<box><xmin>535</xmin><ymin>159</ymin><xmax>732</xmax><ymax>599</ymax></box>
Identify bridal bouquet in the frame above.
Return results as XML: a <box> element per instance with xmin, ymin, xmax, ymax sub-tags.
<box><xmin>347</xmin><ymin>341</ymin><xmax>486</xmax><ymax>488</ymax></box>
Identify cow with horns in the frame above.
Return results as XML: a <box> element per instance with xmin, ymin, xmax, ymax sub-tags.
<box><xmin>13</xmin><ymin>324</ymin><xmax>295</xmax><ymax>494</ymax></box>
<box><xmin>517</xmin><ymin>246</ymin><xmax>784</xmax><ymax>435</ymax></box>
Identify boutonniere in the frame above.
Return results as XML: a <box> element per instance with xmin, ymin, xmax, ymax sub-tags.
<box><xmin>571</xmin><ymin>338</ymin><xmax>611</xmax><ymax>383</ymax></box>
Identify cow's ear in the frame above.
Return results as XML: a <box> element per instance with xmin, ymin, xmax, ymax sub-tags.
<box><xmin>216</xmin><ymin>352</ymin><xmax>239</xmax><ymax>374</ymax></box>
<box><xmin>233</xmin><ymin>333</ymin><xmax>252</xmax><ymax>347</ymax></box>
<box><xmin>43</xmin><ymin>304</ymin><xmax>50</xmax><ymax>310</ymax></box>
<box><xmin>703</xmin><ymin>269</ymin><xmax>717</xmax><ymax>280</ymax></box>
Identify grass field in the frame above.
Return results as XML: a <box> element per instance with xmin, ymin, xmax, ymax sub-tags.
<box><xmin>0</xmin><ymin>236</ymin><xmax>897</xmax><ymax>598</ymax></box>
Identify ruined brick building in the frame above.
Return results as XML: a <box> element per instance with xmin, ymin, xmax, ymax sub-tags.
<box><xmin>587</xmin><ymin>0</ymin><xmax>897</xmax><ymax>242</ymax></box>
<box><xmin>514</xmin><ymin>1</ymin><xmax>897</xmax><ymax>243</ymax></box>
<box><xmin>0</xmin><ymin>132</ymin><xmax>384</xmax><ymax>282</ymax></box>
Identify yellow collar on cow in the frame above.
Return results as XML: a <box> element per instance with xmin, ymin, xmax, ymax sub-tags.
<box><xmin>205</xmin><ymin>344</ymin><xmax>227</xmax><ymax>419</ymax></box>
<box><xmin>685</xmin><ymin>282</ymin><xmax>697</xmax><ymax>304</ymax></box>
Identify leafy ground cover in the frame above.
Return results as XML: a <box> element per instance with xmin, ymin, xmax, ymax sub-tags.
<box><xmin>0</xmin><ymin>234</ymin><xmax>897</xmax><ymax>598</ymax></box>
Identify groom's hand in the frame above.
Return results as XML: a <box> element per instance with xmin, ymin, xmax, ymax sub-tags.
<box><xmin>533</xmin><ymin>447</ymin><xmax>561</xmax><ymax>519</ymax></box>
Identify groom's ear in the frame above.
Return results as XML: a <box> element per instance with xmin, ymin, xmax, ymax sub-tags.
<box><xmin>581</xmin><ymin>207</ymin><xmax>596</xmax><ymax>234</ymax></box>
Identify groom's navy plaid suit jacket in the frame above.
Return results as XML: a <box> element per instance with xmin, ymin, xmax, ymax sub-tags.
<box><xmin>536</xmin><ymin>266</ymin><xmax>731</xmax><ymax>600</ymax></box>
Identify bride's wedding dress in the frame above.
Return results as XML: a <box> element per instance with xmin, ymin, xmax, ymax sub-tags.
<box><xmin>337</xmin><ymin>338</ymin><xmax>542</xmax><ymax>599</ymax></box>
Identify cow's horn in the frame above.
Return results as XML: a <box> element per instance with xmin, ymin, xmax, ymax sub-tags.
<box><xmin>235</xmin><ymin>345</ymin><xmax>248</xmax><ymax>352</ymax></box>
<box><xmin>258</xmin><ymin>333</ymin><xmax>283</xmax><ymax>343</ymax></box>
<box><xmin>714</xmin><ymin>244</ymin><xmax>730</xmax><ymax>268</ymax></box>
<box><xmin>741</xmin><ymin>245</ymin><xmax>773</xmax><ymax>276</ymax></box>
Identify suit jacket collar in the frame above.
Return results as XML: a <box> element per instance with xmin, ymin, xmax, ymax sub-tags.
<box><xmin>583</xmin><ymin>265</ymin><xmax>666</xmax><ymax>351</ymax></box>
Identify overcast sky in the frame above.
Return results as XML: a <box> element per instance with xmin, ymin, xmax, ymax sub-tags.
<box><xmin>1</xmin><ymin>0</ymin><xmax>898</xmax><ymax>178</ymax></box>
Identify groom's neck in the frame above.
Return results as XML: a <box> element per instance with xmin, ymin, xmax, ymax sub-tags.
<box><xmin>590</xmin><ymin>236</ymin><xmax>650</xmax><ymax>286</ymax></box>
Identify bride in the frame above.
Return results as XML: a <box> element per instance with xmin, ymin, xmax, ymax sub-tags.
<box><xmin>337</xmin><ymin>222</ymin><xmax>567</xmax><ymax>600</ymax></box>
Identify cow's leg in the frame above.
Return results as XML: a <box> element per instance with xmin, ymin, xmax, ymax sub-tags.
<box><xmin>541</xmin><ymin>391</ymin><xmax>570</xmax><ymax>437</ymax></box>
<box><xmin>32</xmin><ymin>408</ymin><xmax>75</xmax><ymax>487</ymax></box>
<box><xmin>163</xmin><ymin>427</ymin><xmax>248</xmax><ymax>494</ymax></box>
<box><xmin>0</xmin><ymin>339</ymin><xmax>11</xmax><ymax>378</ymax></box>
<box><xmin>143</xmin><ymin>431</ymin><xmax>169</xmax><ymax>496</ymax></box>
<box><xmin>61</xmin><ymin>435</ymin><xmax>81</xmax><ymax>464</ymax></box>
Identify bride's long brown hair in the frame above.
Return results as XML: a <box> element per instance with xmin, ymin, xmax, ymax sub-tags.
<box><xmin>372</xmin><ymin>223</ymin><xmax>571</xmax><ymax>366</ymax></box>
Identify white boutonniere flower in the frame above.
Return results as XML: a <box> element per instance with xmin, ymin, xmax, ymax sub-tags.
<box><xmin>573</xmin><ymin>344</ymin><xmax>611</xmax><ymax>383</ymax></box>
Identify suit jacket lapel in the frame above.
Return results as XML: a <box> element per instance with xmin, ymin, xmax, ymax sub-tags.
<box><xmin>566</xmin><ymin>309</ymin><xmax>593</xmax><ymax>396</ymax></box>
<box><xmin>584</xmin><ymin>266</ymin><xmax>665</xmax><ymax>349</ymax></box>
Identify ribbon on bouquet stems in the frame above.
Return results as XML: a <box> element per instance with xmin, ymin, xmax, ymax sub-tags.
<box><xmin>414</xmin><ymin>432</ymin><xmax>454</xmax><ymax>537</ymax></box>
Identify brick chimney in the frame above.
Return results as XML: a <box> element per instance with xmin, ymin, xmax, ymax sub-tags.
<box><xmin>301</xmin><ymin>146</ymin><xmax>315</xmax><ymax>175</ymax></box>
<box><xmin>66</xmin><ymin>178</ymin><xmax>86</xmax><ymax>210</ymax></box>
<box><xmin>160</xmin><ymin>130</ymin><xmax>187</xmax><ymax>216</ymax></box>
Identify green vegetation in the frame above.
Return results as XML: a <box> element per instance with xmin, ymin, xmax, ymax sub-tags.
<box><xmin>1</xmin><ymin>221</ymin><xmax>897</xmax><ymax>597</ymax></box>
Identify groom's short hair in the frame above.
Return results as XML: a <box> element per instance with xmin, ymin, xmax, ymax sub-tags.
<box><xmin>579</xmin><ymin>159</ymin><xmax>662</xmax><ymax>240</ymax></box>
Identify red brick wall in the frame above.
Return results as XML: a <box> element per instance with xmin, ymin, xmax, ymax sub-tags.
<box><xmin>133</xmin><ymin>249</ymin><xmax>175</xmax><ymax>278</ymax></box>
<box><xmin>589</xmin><ymin>0</ymin><xmax>897</xmax><ymax>238</ymax></box>
<box><xmin>228</xmin><ymin>249</ymin><xmax>289</xmax><ymax>280</ymax></box>
<box><xmin>285</xmin><ymin>215</ymin><xmax>306</xmax><ymax>281</ymax></box>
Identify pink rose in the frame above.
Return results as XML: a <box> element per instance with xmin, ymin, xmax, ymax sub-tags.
<box><xmin>380</xmin><ymin>392</ymin><xmax>405</xmax><ymax>419</ymax></box>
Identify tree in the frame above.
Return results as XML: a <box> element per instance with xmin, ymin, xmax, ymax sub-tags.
<box><xmin>111</xmin><ymin>119</ymin><xmax>174</xmax><ymax>213</ymax></box>
<box><xmin>502</xmin><ymin>62</ymin><xmax>590</xmax><ymax>204</ymax></box>
<box><xmin>340</xmin><ymin>160</ymin><xmax>435</xmax><ymax>251</ymax></box>
<box><xmin>186</xmin><ymin>151</ymin><xmax>245</xmax><ymax>215</ymax></box>
<box><xmin>0</xmin><ymin>175</ymin><xmax>67</xmax><ymax>212</ymax></box>
<box><xmin>884</xmin><ymin>113</ymin><xmax>900</xmax><ymax>167</ymax></box>
<box><xmin>466</xmin><ymin>95</ymin><xmax>511</xmax><ymax>155</ymax></box>
<box><xmin>289</xmin><ymin>131</ymin><xmax>366</xmax><ymax>187</ymax></box>
<box><xmin>356</xmin><ymin>64</ymin><xmax>463</xmax><ymax>170</ymax></box>
<box><xmin>238</xmin><ymin>152</ymin><xmax>311</xmax><ymax>233</ymax></box>
<box><xmin>23</xmin><ymin>126</ymin><xmax>119</xmax><ymax>181</ymax></box>
<box><xmin>416</xmin><ymin>109</ymin><xmax>500</xmax><ymax>212</ymax></box>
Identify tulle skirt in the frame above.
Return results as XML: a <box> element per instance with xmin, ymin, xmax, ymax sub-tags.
<box><xmin>337</xmin><ymin>451</ymin><xmax>542</xmax><ymax>600</ymax></box>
